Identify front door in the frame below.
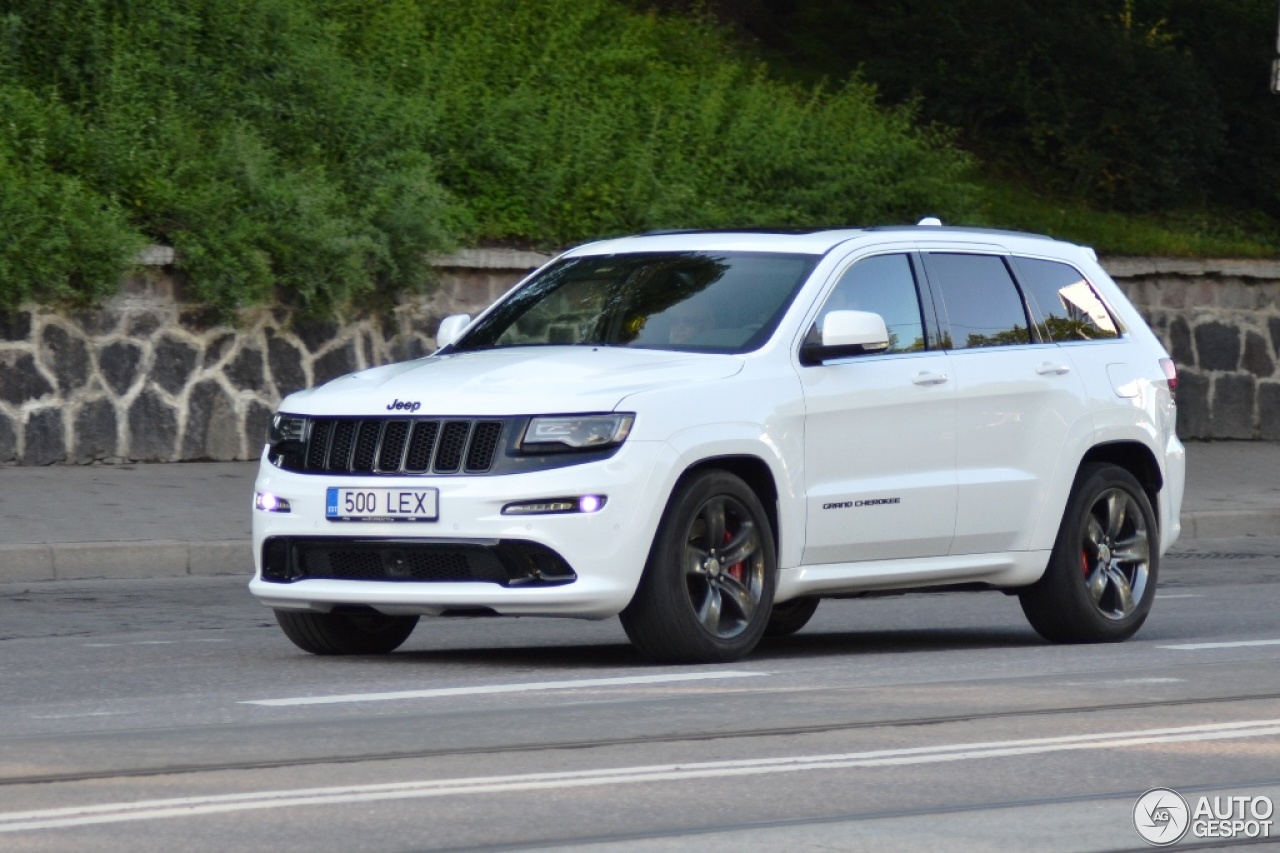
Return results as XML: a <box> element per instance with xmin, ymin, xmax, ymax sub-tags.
<box><xmin>800</xmin><ymin>253</ymin><xmax>958</xmax><ymax>563</ymax></box>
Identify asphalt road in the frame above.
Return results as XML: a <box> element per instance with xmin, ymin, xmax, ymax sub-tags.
<box><xmin>3</xmin><ymin>537</ymin><xmax>1280</xmax><ymax>852</ymax></box>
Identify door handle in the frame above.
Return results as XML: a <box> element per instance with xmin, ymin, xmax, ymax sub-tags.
<box><xmin>912</xmin><ymin>371</ymin><xmax>949</xmax><ymax>386</ymax></box>
<box><xmin>1036</xmin><ymin>363</ymin><xmax>1072</xmax><ymax>376</ymax></box>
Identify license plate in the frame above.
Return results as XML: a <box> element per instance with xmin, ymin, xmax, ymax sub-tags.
<box><xmin>325</xmin><ymin>487</ymin><xmax>439</xmax><ymax>522</ymax></box>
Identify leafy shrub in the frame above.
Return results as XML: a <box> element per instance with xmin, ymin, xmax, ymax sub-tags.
<box><xmin>0</xmin><ymin>0</ymin><xmax>977</xmax><ymax>312</ymax></box>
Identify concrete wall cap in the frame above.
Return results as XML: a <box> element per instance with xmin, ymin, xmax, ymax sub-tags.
<box><xmin>1102</xmin><ymin>256</ymin><xmax>1280</xmax><ymax>279</ymax></box>
<box><xmin>431</xmin><ymin>248</ymin><xmax>553</xmax><ymax>270</ymax></box>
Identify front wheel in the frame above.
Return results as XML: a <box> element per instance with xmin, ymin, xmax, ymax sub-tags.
<box><xmin>620</xmin><ymin>470</ymin><xmax>776</xmax><ymax>663</ymax></box>
<box><xmin>274</xmin><ymin>608</ymin><xmax>419</xmax><ymax>655</ymax></box>
<box><xmin>1019</xmin><ymin>463</ymin><xmax>1158</xmax><ymax>643</ymax></box>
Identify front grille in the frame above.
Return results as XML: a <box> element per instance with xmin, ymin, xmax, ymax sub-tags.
<box><xmin>261</xmin><ymin>537</ymin><xmax>577</xmax><ymax>586</ymax></box>
<box><xmin>292</xmin><ymin>418</ymin><xmax>504</xmax><ymax>475</ymax></box>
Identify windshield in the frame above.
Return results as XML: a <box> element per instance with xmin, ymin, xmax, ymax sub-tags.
<box><xmin>452</xmin><ymin>251</ymin><xmax>818</xmax><ymax>354</ymax></box>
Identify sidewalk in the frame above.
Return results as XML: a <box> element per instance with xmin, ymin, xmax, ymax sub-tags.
<box><xmin>2</xmin><ymin>442</ymin><xmax>1278</xmax><ymax>582</ymax></box>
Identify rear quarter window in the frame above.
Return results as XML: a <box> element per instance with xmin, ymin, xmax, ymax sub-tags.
<box><xmin>1012</xmin><ymin>257</ymin><xmax>1121</xmax><ymax>342</ymax></box>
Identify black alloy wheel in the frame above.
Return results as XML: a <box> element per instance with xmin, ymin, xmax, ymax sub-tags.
<box><xmin>1020</xmin><ymin>463</ymin><xmax>1158</xmax><ymax>643</ymax></box>
<box><xmin>621</xmin><ymin>469</ymin><xmax>776</xmax><ymax>663</ymax></box>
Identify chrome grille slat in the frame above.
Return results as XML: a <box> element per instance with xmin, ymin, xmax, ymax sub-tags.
<box><xmin>297</xmin><ymin>418</ymin><xmax>502</xmax><ymax>475</ymax></box>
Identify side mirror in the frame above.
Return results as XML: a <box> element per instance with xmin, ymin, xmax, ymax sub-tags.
<box><xmin>435</xmin><ymin>314</ymin><xmax>471</xmax><ymax>350</ymax></box>
<box><xmin>799</xmin><ymin>310</ymin><xmax>890</xmax><ymax>365</ymax></box>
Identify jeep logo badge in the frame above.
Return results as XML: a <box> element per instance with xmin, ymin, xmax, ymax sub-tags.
<box><xmin>386</xmin><ymin>399</ymin><xmax>422</xmax><ymax>412</ymax></box>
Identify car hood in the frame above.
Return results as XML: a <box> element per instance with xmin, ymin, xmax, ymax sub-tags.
<box><xmin>279</xmin><ymin>347</ymin><xmax>745</xmax><ymax>417</ymax></box>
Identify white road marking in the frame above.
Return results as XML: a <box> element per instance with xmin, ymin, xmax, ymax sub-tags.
<box><xmin>1057</xmin><ymin>678</ymin><xmax>1184</xmax><ymax>686</ymax></box>
<box><xmin>1159</xmin><ymin>639</ymin><xmax>1280</xmax><ymax>650</ymax></box>
<box><xmin>1154</xmin><ymin>593</ymin><xmax>1201</xmax><ymax>599</ymax></box>
<box><xmin>5</xmin><ymin>719</ymin><xmax>1280</xmax><ymax>833</ymax></box>
<box><xmin>84</xmin><ymin>640</ymin><xmax>229</xmax><ymax>648</ymax></box>
<box><xmin>240</xmin><ymin>671</ymin><xmax>770</xmax><ymax>707</ymax></box>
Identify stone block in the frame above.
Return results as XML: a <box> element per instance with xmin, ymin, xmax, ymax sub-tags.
<box><xmin>22</xmin><ymin>407</ymin><xmax>66</xmax><ymax>465</ymax></box>
<box><xmin>294</xmin><ymin>317</ymin><xmax>339</xmax><ymax>352</ymax></box>
<box><xmin>1210</xmin><ymin>374</ymin><xmax>1256</xmax><ymax>439</ymax></box>
<box><xmin>1216</xmin><ymin>279</ymin><xmax>1257</xmax><ymax>310</ymax></box>
<box><xmin>226</xmin><ymin>346</ymin><xmax>265</xmax><ymax>392</ymax></box>
<box><xmin>127</xmin><ymin>388</ymin><xmax>178</xmax><ymax>460</ymax></box>
<box><xmin>74</xmin><ymin>398</ymin><xmax>118</xmax><ymax>462</ymax></box>
<box><xmin>0</xmin><ymin>411</ymin><xmax>15</xmax><ymax>463</ymax></box>
<box><xmin>1176</xmin><ymin>371</ymin><xmax>1210</xmax><ymax>439</ymax></box>
<box><xmin>0</xmin><ymin>351</ymin><xmax>54</xmax><ymax>405</ymax></box>
<box><xmin>203</xmin><ymin>332</ymin><xmax>235</xmax><ymax>367</ymax></box>
<box><xmin>41</xmin><ymin>323</ymin><xmax>91</xmax><ymax>394</ymax></box>
<box><xmin>1260</xmin><ymin>383</ymin><xmax>1280</xmax><ymax>441</ymax></box>
<box><xmin>313</xmin><ymin>341</ymin><xmax>358</xmax><ymax>385</ymax></box>
<box><xmin>126</xmin><ymin>310</ymin><xmax>163</xmax><ymax>338</ymax></box>
<box><xmin>1271</xmin><ymin>317</ymin><xmax>1280</xmax><ymax>359</ymax></box>
<box><xmin>0</xmin><ymin>310</ymin><xmax>32</xmax><ymax>342</ymax></box>
<box><xmin>1168</xmin><ymin>316</ymin><xmax>1194</xmax><ymax>368</ymax></box>
<box><xmin>98</xmin><ymin>341</ymin><xmax>143</xmax><ymax>397</ymax></box>
<box><xmin>1194</xmin><ymin>321</ymin><xmax>1240</xmax><ymax>372</ymax></box>
<box><xmin>266</xmin><ymin>330</ymin><xmax>307</xmax><ymax>395</ymax></box>
<box><xmin>73</xmin><ymin>308</ymin><xmax>120</xmax><ymax>336</ymax></box>
<box><xmin>182</xmin><ymin>379</ymin><xmax>241</xmax><ymax>460</ymax></box>
<box><xmin>1244</xmin><ymin>332</ymin><xmax>1275</xmax><ymax>378</ymax></box>
<box><xmin>245</xmin><ymin>399</ymin><xmax>274</xmax><ymax>452</ymax></box>
<box><xmin>151</xmin><ymin>333</ymin><xmax>199</xmax><ymax>395</ymax></box>
<box><xmin>1157</xmin><ymin>281</ymin><xmax>1186</xmax><ymax>310</ymax></box>
<box><xmin>178</xmin><ymin>306</ymin><xmax>221</xmax><ymax>332</ymax></box>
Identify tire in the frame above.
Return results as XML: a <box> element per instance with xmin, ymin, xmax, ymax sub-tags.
<box><xmin>620</xmin><ymin>470</ymin><xmax>777</xmax><ymax>663</ymax></box>
<box><xmin>1019</xmin><ymin>463</ymin><xmax>1159</xmax><ymax>643</ymax></box>
<box><xmin>764</xmin><ymin>596</ymin><xmax>819</xmax><ymax>638</ymax></box>
<box><xmin>274</xmin><ymin>608</ymin><xmax>419</xmax><ymax>655</ymax></box>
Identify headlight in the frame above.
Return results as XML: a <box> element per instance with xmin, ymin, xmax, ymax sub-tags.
<box><xmin>267</xmin><ymin>414</ymin><xmax>309</xmax><ymax>468</ymax></box>
<box><xmin>519</xmin><ymin>414</ymin><xmax>634</xmax><ymax>452</ymax></box>
<box><xmin>269</xmin><ymin>414</ymin><xmax>308</xmax><ymax>444</ymax></box>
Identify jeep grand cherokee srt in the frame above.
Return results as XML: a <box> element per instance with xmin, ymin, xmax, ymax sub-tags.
<box><xmin>251</xmin><ymin>223</ymin><xmax>1184</xmax><ymax>663</ymax></box>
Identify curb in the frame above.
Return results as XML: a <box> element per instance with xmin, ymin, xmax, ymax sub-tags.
<box><xmin>1</xmin><ymin>541</ymin><xmax>252</xmax><ymax>582</ymax></box>
<box><xmin>1180</xmin><ymin>510</ymin><xmax>1280</xmax><ymax>541</ymax></box>
<box><xmin>3</xmin><ymin>511</ymin><xmax>1278</xmax><ymax>583</ymax></box>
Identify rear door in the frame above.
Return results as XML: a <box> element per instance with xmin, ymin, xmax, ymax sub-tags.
<box><xmin>919</xmin><ymin>251</ymin><xmax>1092</xmax><ymax>555</ymax></box>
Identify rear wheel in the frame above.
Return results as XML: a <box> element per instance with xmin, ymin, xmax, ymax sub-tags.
<box><xmin>1019</xmin><ymin>463</ymin><xmax>1158</xmax><ymax>643</ymax></box>
<box><xmin>620</xmin><ymin>470</ymin><xmax>776</xmax><ymax>663</ymax></box>
<box><xmin>764</xmin><ymin>596</ymin><xmax>819</xmax><ymax>638</ymax></box>
<box><xmin>274</xmin><ymin>608</ymin><xmax>419</xmax><ymax>655</ymax></box>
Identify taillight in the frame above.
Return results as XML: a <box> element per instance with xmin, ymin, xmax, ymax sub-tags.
<box><xmin>1159</xmin><ymin>358</ymin><xmax>1177</xmax><ymax>400</ymax></box>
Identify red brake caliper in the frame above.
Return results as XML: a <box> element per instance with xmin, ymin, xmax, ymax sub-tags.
<box><xmin>1081</xmin><ymin>549</ymin><xmax>1090</xmax><ymax>577</ymax></box>
<box><xmin>725</xmin><ymin>528</ymin><xmax>745</xmax><ymax>581</ymax></box>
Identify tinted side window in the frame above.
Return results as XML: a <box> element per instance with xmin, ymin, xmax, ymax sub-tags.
<box><xmin>925</xmin><ymin>253</ymin><xmax>1031</xmax><ymax>350</ymax></box>
<box><xmin>1013</xmin><ymin>257</ymin><xmax>1121</xmax><ymax>341</ymax></box>
<box><xmin>815</xmin><ymin>253</ymin><xmax>926</xmax><ymax>353</ymax></box>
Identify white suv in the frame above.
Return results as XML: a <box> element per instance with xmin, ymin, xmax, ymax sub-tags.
<box><xmin>251</xmin><ymin>223</ymin><xmax>1184</xmax><ymax>663</ymax></box>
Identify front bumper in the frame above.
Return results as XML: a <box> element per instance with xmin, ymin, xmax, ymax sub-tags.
<box><xmin>249</xmin><ymin>441</ymin><xmax>667</xmax><ymax>619</ymax></box>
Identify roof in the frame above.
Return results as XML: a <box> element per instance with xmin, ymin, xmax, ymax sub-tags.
<box><xmin>566</xmin><ymin>224</ymin><xmax>1066</xmax><ymax>258</ymax></box>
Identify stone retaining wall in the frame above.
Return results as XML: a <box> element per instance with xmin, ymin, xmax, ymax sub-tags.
<box><xmin>1110</xmin><ymin>258</ymin><xmax>1280</xmax><ymax>441</ymax></box>
<box><xmin>0</xmin><ymin>252</ymin><xmax>1276</xmax><ymax>464</ymax></box>
<box><xmin>0</xmin><ymin>250</ymin><xmax>546</xmax><ymax>465</ymax></box>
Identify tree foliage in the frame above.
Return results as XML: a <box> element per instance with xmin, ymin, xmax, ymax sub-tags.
<box><xmin>666</xmin><ymin>0</ymin><xmax>1280</xmax><ymax>215</ymax></box>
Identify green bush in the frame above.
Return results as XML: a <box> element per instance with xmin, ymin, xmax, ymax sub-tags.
<box><xmin>329</xmin><ymin>0</ymin><xmax>976</xmax><ymax>241</ymax></box>
<box><xmin>0</xmin><ymin>0</ymin><xmax>978</xmax><ymax>312</ymax></box>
